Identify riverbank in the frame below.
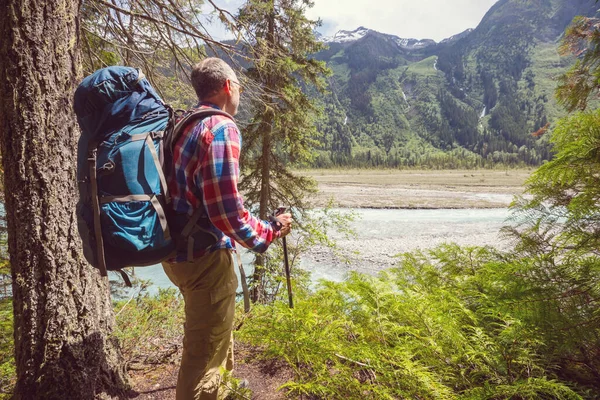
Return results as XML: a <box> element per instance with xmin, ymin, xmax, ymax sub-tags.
<box><xmin>300</xmin><ymin>208</ymin><xmax>512</xmax><ymax>281</ymax></box>
<box><xmin>302</xmin><ymin>169</ymin><xmax>532</xmax><ymax>209</ymax></box>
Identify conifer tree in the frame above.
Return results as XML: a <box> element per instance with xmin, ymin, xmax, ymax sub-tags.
<box><xmin>0</xmin><ymin>1</ymin><xmax>129</xmax><ymax>397</ymax></box>
<box><xmin>556</xmin><ymin>15</ymin><xmax>600</xmax><ymax>112</ymax></box>
<box><xmin>80</xmin><ymin>0</ymin><xmax>247</xmax><ymax>106</ymax></box>
<box><xmin>527</xmin><ymin>11</ymin><xmax>600</xmax><ymax>255</ymax></box>
<box><xmin>506</xmin><ymin>13</ymin><xmax>600</xmax><ymax>386</ymax></box>
<box><xmin>236</xmin><ymin>0</ymin><xmax>329</xmax><ymax>302</ymax></box>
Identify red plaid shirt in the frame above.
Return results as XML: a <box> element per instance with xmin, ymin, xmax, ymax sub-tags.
<box><xmin>168</xmin><ymin>103</ymin><xmax>279</xmax><ymax>261</ymax></box>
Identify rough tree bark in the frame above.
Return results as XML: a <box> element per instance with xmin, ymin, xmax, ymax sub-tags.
<box><xmin>0</xmin><ymin>1</ymin><xmax>128</xmax><ymax>398</ymax></box>
<box><xmin>258</xmin><ymin>5</ymin><xmax>276</xmax><ymax>222</ymax></box>
<box><xmin>251</xmin><ymin>6</ymin><xmax>276</xmax><ymax>303</ymax></box>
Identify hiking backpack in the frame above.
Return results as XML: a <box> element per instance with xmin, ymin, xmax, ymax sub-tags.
<box><xmin>74</xmin><ymin>66</ymin><xmax>231</xmax><ymax>284</ymax></box>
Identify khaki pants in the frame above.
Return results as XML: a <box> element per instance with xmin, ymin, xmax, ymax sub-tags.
<box><xmin>163</xmin><ymin>249</ymin><xmax>238</xmax><ymax>400</ymax></box>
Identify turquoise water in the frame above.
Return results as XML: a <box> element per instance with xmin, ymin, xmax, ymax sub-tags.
<box><xmin>120</xmin><ymin>208</ymin><xmax>512</xmax><ymax>295</ymax></box>
<box><xmin>120</xmin><ymin>247</ymin><xmax>257</xmax><ymax>296</ymax></box>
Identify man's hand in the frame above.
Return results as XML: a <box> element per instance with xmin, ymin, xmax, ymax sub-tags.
<box><xmin>277</xmin><ymin>213</ymin><xmax>293</xmax><ymax>238</ymax></box>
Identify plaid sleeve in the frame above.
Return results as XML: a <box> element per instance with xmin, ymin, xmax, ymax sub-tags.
<box><xmin>202</xmin><ymin>119</ymin><xmax>280</xmax><ymax>253</ymax></box>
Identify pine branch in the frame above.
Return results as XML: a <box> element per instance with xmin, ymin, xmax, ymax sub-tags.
<box><xmin>82</xmin><ymin>26</ymin><xmax>156</xmax><ymax>56</ymax></box>
<box><xmin>92</xmin><ymin>0</ymin><xmax>235</xmax><ymax>49</ymax></box>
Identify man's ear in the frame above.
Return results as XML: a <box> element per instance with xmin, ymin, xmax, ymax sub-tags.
<box><xmin>224</xmin><ymin>79</ymin><xmax>233</xmax><ymax>95</ymax></box>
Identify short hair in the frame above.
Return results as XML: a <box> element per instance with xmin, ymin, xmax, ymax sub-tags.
<box><xmin>190</xmin><ymin>58</ymin><xmax>236</xmax><ymax>100</ymax></box>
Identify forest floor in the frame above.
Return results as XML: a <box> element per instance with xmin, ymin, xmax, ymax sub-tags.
<box><xmin>304</xmin><ymin>168</ymin><xmax>532</xmax><ymax>209</ymax></box>
<box><xmin>128</xmin><ymin>342</ymin><xmax>292</xmax><ymax>399</ymax></box>
<box><xmin>127</xmin><ymin>168</ymin><xmax>532</xmax><ymax>399</ymax></box>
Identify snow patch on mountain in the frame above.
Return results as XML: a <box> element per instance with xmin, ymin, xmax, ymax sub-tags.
<box><xmin>320</xmin><ymin>26</ymin><xmax>435</xmax><ymax>50</ymax></box>
<box><xmin>322</xmin><ymin>26</ymin><xmax>370</xmax><ymax>43</ymax></box>
<box><xmin>396</xmin><ymin>38</ymin><xmax>436</xmax><ymax>50</ymax></box>
<box><xmin>318</xmin><ymin>26</ymin><xmax>474</xmax><ymax>51</ymax></box>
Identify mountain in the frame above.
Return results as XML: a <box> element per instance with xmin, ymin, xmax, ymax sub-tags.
<box><xmin>321</xmin><ymin>26</ymin><xmax>370</xmax><ymax>43</ymax></box>
<box><xmin>320</xmin><ymin>26</ymin><xmax>436</xmax><ymax>51</ymax></box>
<box><xmin>439</xmin><ymin>29</ymin><xmax>473</xmax><ymax>45</ymax></box>
<box><xmin>311</xmin><ymin>0</ymin><xmax>599</xmax><ymax>168</ymax></box>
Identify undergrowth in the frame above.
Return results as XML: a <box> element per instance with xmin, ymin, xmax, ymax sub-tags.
<box><xmin>237</xmin><ymin>244</ymin><xmax>600</xmax><ymax>399</ymax></box>
<box><xmin>2</xmin><ymin>243</ymin><xmax>599</xmax><ymax>399</ymax></box>
<box><xmin>0</xmin><ymin>299</ymin><xmax>13</xmax><ymax>400</ymax></box>
<box><xmin>113</xmin><ymin>288</ymin><xmax>185</xmax><ymax>368</ymax></box>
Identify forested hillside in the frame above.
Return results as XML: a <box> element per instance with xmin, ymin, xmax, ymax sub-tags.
<box><xmin>311</xmin><ymin>0</ymin><xmax>599</xmax><ymax>168</ymax></box>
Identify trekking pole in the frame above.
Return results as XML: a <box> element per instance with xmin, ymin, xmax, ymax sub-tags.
<box><xmin>236</xmin><ymin>250</ymin><xmax>251</xmax><ymax>313</ymax></box>
<box><xmin>273</xmin><ymin>207</ymin><xmax>293</xmax><ymax>308</ymax></box>
<box><xmin>282</xmin><ymin>235</ymin><xmax>293</xmax><ymax>309</ymax></box>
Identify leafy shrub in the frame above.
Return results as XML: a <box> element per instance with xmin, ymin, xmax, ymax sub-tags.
<box><xmin>238</xmin><ymin>245</ymin><xmax>596</xmax><ymax>399</ymax></box>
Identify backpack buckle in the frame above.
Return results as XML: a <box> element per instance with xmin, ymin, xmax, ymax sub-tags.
<box><xmin>99</xmin><ymin>161</ymin><xmax>115</xmax><ymax>173</ymax></box>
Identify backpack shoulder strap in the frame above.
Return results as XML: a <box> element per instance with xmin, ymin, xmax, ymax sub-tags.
<box><xmin>162</xmin><ymin>107</ymin><xmax>232</xmax><ymax>260</ymax></box>
<box><xmin>165</xmin><ymin>108</ymin><xmax>233</xmax><ymax>153</ymax></box>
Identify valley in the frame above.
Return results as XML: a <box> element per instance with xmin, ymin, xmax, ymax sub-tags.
<box><xmin>310</xmin><ymin>0</ymin><xmax>598</xmax><ymax>169</ymax></box>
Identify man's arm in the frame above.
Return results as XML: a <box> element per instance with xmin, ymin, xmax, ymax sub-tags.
<box><xmin>201</xmin><ymin>119</ymin><xmax>280</xmax><ymax>253</ymax></box>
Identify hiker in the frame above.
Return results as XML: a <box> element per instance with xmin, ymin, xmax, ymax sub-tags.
<box><xmin>162</xmin><ymin>57</ymin><xmax>293</xmax><ymax>400</ymax></box>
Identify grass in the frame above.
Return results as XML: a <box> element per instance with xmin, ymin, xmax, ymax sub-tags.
<box><xmin>113</xmin><ymin>288</ymin><xmax>184</xmax><ymax>368</ymax></box>
<box><xmin>405</xmin><ymin>55</ymin><xmax>440</xmax><ymax>77</ymax></box>
<box><xmin>328</xmin><ymin>61</ymin><xmax>351</xmax><ymax>85</ymax></box>
<box><xmin>526</xmin><ymin>41</ymin><xmax>570</xmax><ymax>123</ymax></box>
<box><xmin>0</xmin><ymin>299</ymin><xmax>13</xmax><ymax>400</ymax></box>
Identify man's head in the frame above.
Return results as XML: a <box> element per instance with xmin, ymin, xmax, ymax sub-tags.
<box><xmin>191</xmin><ymin>57</ymin><xmax>242</xmax><ymax>116</ymax></box>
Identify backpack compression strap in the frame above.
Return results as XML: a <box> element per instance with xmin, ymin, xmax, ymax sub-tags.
<box><xmin>130</xmin><ymin>131</ymin><xmax>170</xmax><ymax>204</ymax></box>
<box><xmin>89</xmin><ymin>130</ymin><xmax>172</xmax><ymax>279</ymax></box>
<box><xmin>88</xmin><ymin>149</ymin><xmax>108</xmax><ymax>277</ymax></box>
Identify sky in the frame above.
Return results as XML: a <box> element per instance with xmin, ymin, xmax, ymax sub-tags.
<box><xmin>208</xmin><ymin>0</ymin><xmax>500</xmax><ymax>42</ymax></box>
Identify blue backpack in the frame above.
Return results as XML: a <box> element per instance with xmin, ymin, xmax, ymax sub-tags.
<box><xmin>74</xmin><ymin>66</ymin><xmax>231</xmax><ymax>285</ymax></box>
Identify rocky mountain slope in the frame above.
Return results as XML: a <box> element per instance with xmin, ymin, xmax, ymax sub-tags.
<box><xmin>311</xmin><ymin>0</ymin><xmax>599</xmax><ymax>168</ymax></box>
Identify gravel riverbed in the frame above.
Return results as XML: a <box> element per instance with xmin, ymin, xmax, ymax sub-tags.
<box><xmin>299</xmin><ymin>171</ymin><xmax>528</xmax><ymax>280</ymax></box>
<box><xmin>300</xmin><ymin>208</ymin><xmax>514</xmax><ymax>281</ymax></box>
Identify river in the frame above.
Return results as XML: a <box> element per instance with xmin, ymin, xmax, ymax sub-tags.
<box><xmin>123</xmin><ymin>208</ymin><xmax>513</xmax><ymax>295</ymax></box>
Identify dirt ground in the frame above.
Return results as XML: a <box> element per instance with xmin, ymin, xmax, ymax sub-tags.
<box><xmin>128</xmin><ymin>343</ymin><xmax>293</xmax><ymax>400</ymax></box>
<box><xmin>305</xmin><ymin>169</ymin><xmax>531</xmax><ymax>209</ymax></box>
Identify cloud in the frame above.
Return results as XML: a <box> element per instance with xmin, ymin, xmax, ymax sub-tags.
<box><xmin>306</xmin><ymin>0</ymin><xmax>499</xmax><ymax>42</ymax></box>
<box><xmin>206</xmin><ymin>0</ymin><xmax>499</xmax><ymax>42</ymax></box>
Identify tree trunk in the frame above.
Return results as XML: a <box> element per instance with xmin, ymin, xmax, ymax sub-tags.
<box><xmin>251</xmin><ymin>6</ymin><xmax>276</xmax><ymax>303</ymax></box>
<box><xmin>0</xmin><ymin>1</ymin><xmax>128</xmax><ymax>398</ymax></box>
<box><xmin>258</xmin><ymin>114</ymin><xmax>273</xmax><ymax>221</ymax></box>
<box><xmin>251</xmin><ymin>110</ymin><xmax>274</xmax><ymax>303</ymax></box>
<box><xmin>258</xmin><ymin>6</ymin><xmax>276</xmax><ymax>222</ymax></box>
